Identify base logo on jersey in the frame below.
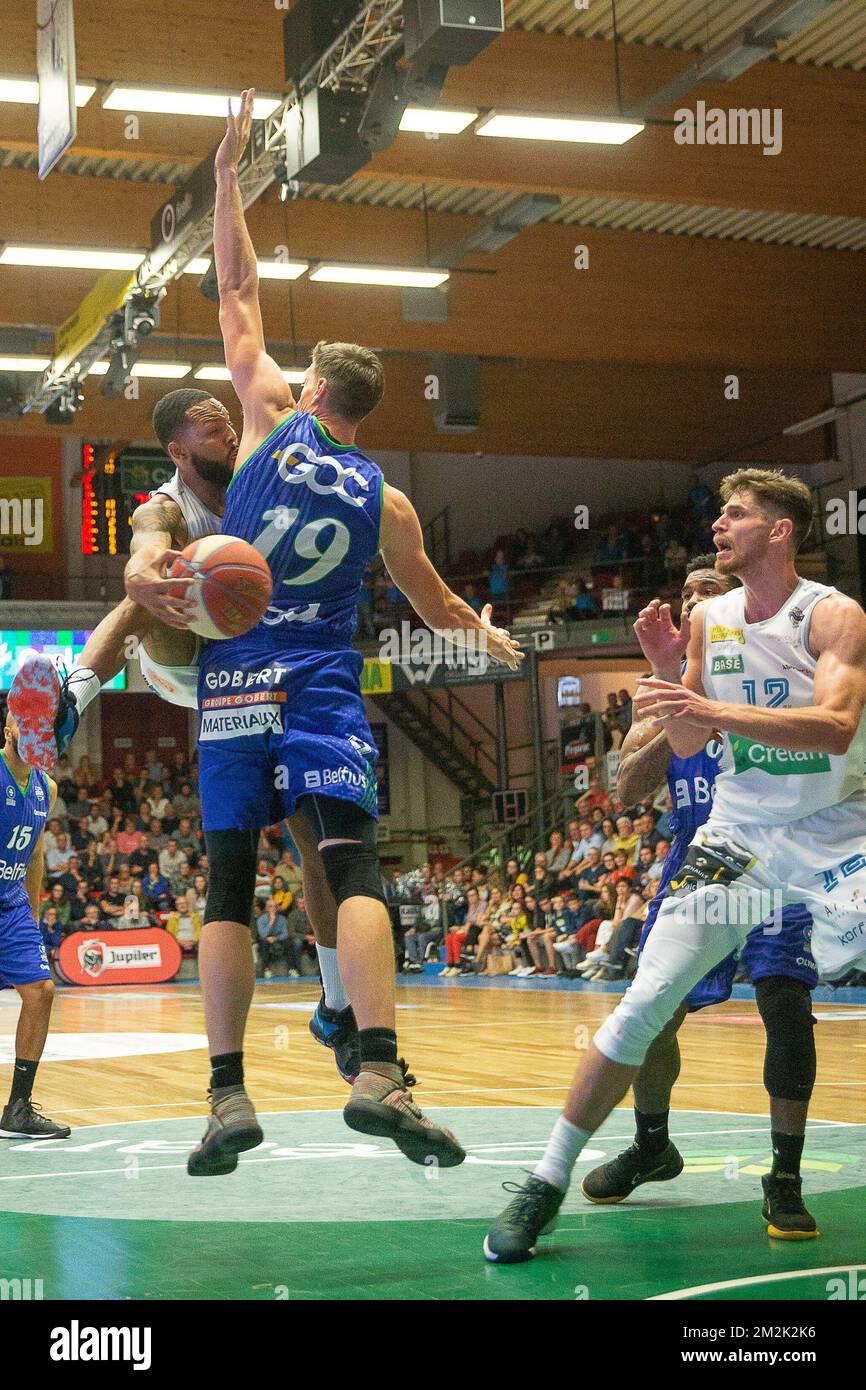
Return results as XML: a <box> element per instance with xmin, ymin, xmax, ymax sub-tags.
<box><xmin>729</xmin><ymin>734</ymin><xmax>830</xmax><ymax>776</ymax></box>
<box><xmin>199</xmin><ymin>706</ymin><xmax>284</xmax><ymax>741</ymax></box>
<box><xmin>78</xmin><ymin>939</ymin><xmax>105</xmax><ymax>977</ymax></box>
<box><xmin>711</xmin><ymin>654</ymin><xmax>744</xmax><ymax>675</ymax></box>
<box><xmin>710</xmin><ymin>625</ymin><xmax>744</xmax><ymax>644</ymax></box>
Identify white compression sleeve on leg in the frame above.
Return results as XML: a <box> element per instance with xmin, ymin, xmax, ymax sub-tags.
<box><xmin>316</xmin><ymin>944</ymin><xmax>350</xmax><ymax>1013</ymax></box>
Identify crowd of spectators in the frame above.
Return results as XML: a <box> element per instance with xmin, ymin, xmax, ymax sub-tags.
<box><xmin>387</xmin><ymin>778</ymin><xmax>676</xmax><ymax>982</ymax></box>
<box><xmin>33</xmin><ymin>749</ymin><xmax>315</xmax><ymax>982</ymax></box>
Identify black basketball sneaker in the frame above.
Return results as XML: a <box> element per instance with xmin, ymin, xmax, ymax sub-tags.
<box><xmin>761</xmin><ymin>1173</ymin><xmax>819</xmax><ymax>1239</ymax></box>
<box><xmin>580</xmin><ymin>1140</ymin><xmax>684</xmax><ymax>1203</ymax></box>
<box><xmin>0</xmin><ymin>1099</ymin><xmax>71</xmax><ymax>1140</ymax></box>
<box><xmin>483</xmin><ymin>1175</ymin><xmax>565</xmax><ymax>1263</ymax></box>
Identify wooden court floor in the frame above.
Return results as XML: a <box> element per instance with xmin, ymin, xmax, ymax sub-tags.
<box><xmin>0</xmin><ymin>979</ymin><xmax>864</xmax><ymax>1301</ymax></box>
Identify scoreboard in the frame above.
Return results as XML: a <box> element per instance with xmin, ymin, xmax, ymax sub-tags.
<box><xmin>81</xmin><ymin>444</ymin><xmax>173</xmax><ymax>556</ymax></box>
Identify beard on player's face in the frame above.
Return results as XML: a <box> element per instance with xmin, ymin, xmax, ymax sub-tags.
<box><xmin>187</xmin><ymin>450</ymin><xmax>235</xmax><ymax>487</ymax></box>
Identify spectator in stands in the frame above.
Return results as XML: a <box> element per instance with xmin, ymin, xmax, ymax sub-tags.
<box><xmin>285</xmin><ymin>894</ymin><xmax>317</xmax><ymax>976</ymax></box>
<box><xmin>270</xmin><ymin>874</ymin><xmax>293</xmax><ymax>914</ymax></box>
<box><xmin>612</xmin><ymin>815</ymin><xmax>638</xmax><ymax>860</ymax></box>
<box><xmin>581</xmin><ymin>878</ymin><xmax>648</xmax><ymax>981</ymax></box>
<box><xmin>70</xmin><ymin>815</ymin><xmax>93</xmax><ymax>854</ymax></box>
<box><xmin>616</xmin><ymin>689</ymin><xmax>633</xmax><ymax>735</ymax></box>
<box><xmin>173</xmin><ymin>780</ymin><xmax>201</xmax><ymax>823</ymax></box>
<box><xmin>87</xmin><ymin>800</ymin><xmax>109</xmax><ymax>839</ymax></box>
<box><xmin>663</xmin><ymin>537</ymin><xmax>688</xmax><ymax>582</ymax></box>
<box><xmin>530</xmin><ymin>853</ymin><xmax>554</xmax><ymax>900</ymax></box>
<box><xmin>148</xmin><ymin>817</ymin><xmax>169</xmax><ymax>856</ymax></box>
<box><xmin>635</xmin><ymin>844</ymin><xmax>656</xmax><ymax>891</ymax></box>
<box><xmin>116</xmin><ymin>815</ymin><xmax>142</xmax><ymax>857</ymax></box>
<box><xmin>254</xmin><ymin>857</ymin><xmax>275</xmax><ymax>905</ymax></box>
<box><xmin>518</xmin><ymin>535</ymin><xmax>545</xmax><ymax>569</ymax></box>
<box><xmin>526</xmin><ymin>894</ymin><xmax>567</xmax><ymax>975</ymax></box>
<box><xmin>401</xmin><ymin>887</ymin><xmax>442</xmax><ymax>973</ymax></box>
<box><xmin>575</xmin><ymin>777</ymin><xmax>608</xmax><ymax>818</ymax></box>
<box><xmin>128</xmin><ymin>833</ymin><xmax>152</xmax><ymax>877</ymax></box>
<box><xmin>599</xmin><ymin>817</ymin><xmax>618</xmax><ymax>854</ymax></box>
<box><xmin>97</xmin><ymin>830</ymin><xmax>120</xmax><ymax>882</ymax></box>
<box><xmin>460</xmin><ymin>886</ymin><xmax>487</xmax><ymax>971</ymax></box>
<box><xmin>100</xmin><ymin>875</ymin><xmax>128</xmax><ymax>923</ymax></box>
<box><xmin>488</xmin><ymin>549</ymin><xmax>510</xmax><ymax>605</ymax></box>
<box><xmin>547</xmin><ymin>578</ymin><xmax>576</xmax><ymax>624</ymax></box>
<box><xmin>634</xmin><ymin>810</ymin><xmax>661</xmax><ymax>857</ymax></box>
<box><xmin>636</xmin><ymin>533</ymin><xmax>664</xmax><ymax>588</ymax></box>
<box><xmin>571</xmin><ymin>845</ymin><xmax>607</xmax><ymax>902</ymax></box>
<box><xmin>545</xmin><ymin>831</ymin><xmax>571</xmax><ymax>876</ymax></box>
<box><xmin>67</xmin><ymin>881</ymin><xmax>92</xmax><ymax>927</ymax></box>
<box><xmin>611</xmin><ymin>848</ymin><xmax>637</xmax><ymax>885</ymax></box>
<box><xmin>189</xmin><ymin>873</ymin><xmax>208</xmax><ymax>917</ymax></box>
<box><xmin>141</xmin><ymin>862</ymin><xmax>172</xmax><ymax>913</ymax></box>
<box><xmin>275</xmin><ymin>850</ymin><xmax>303</xmax><ymax>895</ymax></box>
<box><xmin>463</xmin><ymin>582</ymin><xmax>483</xmax><ymax>614</ymax></box>
<box><xmin>572</xmin><ymin>579</ymin><xmax>598</xmax><ymax>619</ymax></box>
<box><xmin>167</xmin><ymin>894</ymin><xmax>203</xmax><ymax>952</ymax></box>
<box><xmin>159</xmin><ymin>837</ymin><xmax>188</xmax><ymax>893</ymax></box>
<box><xmin>601</xmin><ymin>706</ymin><xmax>623</xmax><ymax>751</ymax></box>
<box><xmin>596</xmin><ymin>524</ymin><xmax>630</xmax><ymax>564</ymax></box>
<box><xmin>45</xmin><ymin>832</ymin><xmax>74</xmax><ymax>882</ymax></box>
<box><xmin>688</xmin><ymin>471</ymin><xmax>714</xmax><ymax>523</ymax></box>
<box><xmin>39</xmin><ymin>906</ymin><xmax>64</xmax><ymax>970</ymax></box>
<box><xmin>648</xmin><ymin>840</ymin><xmax>670</xmax><ymax>882</ymax></box>
<box><xmin>79</xmin><ymin>902</ymin><xmax>109</xmax><ymax>932</ymax></box>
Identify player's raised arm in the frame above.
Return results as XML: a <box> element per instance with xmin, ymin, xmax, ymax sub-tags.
<box><xmin>379</xmin><ymin>484</ymin><xmax>523</xmax><ymax>671</ymax></box>
<box><xmin>124</xmin><ymin>496</ymin><xmax>194</xmax><ymax>628</ymax></box>
<box><xmin>213</xmin><ymin>88</ymin><xmax>295</xmax><ymax>444</ymax></box>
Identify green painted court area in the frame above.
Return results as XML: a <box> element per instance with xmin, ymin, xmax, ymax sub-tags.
<box><xmin>1</xmin><ymin>1108</ymin><xmax>864</xmax><ymax>1300</ymax></box>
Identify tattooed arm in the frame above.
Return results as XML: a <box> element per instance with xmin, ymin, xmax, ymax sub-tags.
<box><xmin>124</xmin><ymin>496</ymin><xmax>195</xmax><ymax>627</ymax></box>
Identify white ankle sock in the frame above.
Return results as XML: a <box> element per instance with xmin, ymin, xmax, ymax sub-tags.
<box><xmin>533</xmin><ymin>1116</ymin><xmax>590</xmax><ymax>1193</ymax></box>
<box><xmin>317</xmin><ymin>945</ymin><xmax>349</xmax><ymax>1013</ymax></box>
<box><xmin>66</xmin><ymin>666</ymin><xmax>102</xmax><ymax>716</ymax></box>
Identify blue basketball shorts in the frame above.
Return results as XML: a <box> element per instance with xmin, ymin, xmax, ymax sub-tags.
<box><xmin>197</xmin><ymin>642</ymin><xmax>379</xmax><ymax>832</ymax></box>
<box><xmin>0</xmin><ymin>896</ymin><xmax>51</xmax><ymax>988</ymax></box>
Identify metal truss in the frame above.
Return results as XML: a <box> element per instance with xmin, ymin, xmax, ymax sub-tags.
<box><xmin>23</xmin><ymin>1</ymin><xmax>406</xmax><ymax>415</ymax></box>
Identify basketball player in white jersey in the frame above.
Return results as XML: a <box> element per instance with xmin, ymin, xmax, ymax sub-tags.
<box><xmin>8</xmin><ymin>390</ymin><xmax>369</xmax><ymax>1085</ymax></box>
<box><xmin>485</xmin><ymin>467</ymin><xmax>866</xmax><ymax>1262</ymax></box>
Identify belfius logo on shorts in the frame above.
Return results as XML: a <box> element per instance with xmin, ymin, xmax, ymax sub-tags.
<box><xmin>729</xmin><ymin>734</ymin><xmax>830</xmax><ymax>775</ymax></box>
<box><xmin>200</xmin><ymin>690</ymin><xmax>286</xmax><ymax>741</ymax></box>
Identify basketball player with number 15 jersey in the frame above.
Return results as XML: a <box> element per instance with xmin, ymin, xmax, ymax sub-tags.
<box><xmin>0</xmin><ymin>710</ymin><xmax>70</xmax><ymax>1141</ymax></box>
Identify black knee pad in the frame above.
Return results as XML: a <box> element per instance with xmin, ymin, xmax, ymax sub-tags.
<box><xmin>755</xmin><ymin>975</ymin><xmax>816</xmax><ymax>1102</ymax></box>
<box><xmin>297</xmin><ymin>795</ymin><xmax>386</xmax><ymax>908</ymax></box>
<box><xmin>203</xmin><ymin>829</ymin><xmax>258</xmax><ymax>925</ymax></box>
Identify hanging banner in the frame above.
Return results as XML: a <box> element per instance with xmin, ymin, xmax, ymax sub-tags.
<box><xmin>37</xmin><ymin>0</ymin><xmax>78</xmax><ymax>178</ymax></box>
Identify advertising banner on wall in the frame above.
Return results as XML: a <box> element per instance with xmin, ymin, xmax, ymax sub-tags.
<box><xmin>57</xmin><ymin>928</ymin><xmax>182</xmax><ymax>987</ymax></box>
<box><xmin>0</xmin><ymin>477</ymin><xmax>53</xmax><ymax>553</ymax></box>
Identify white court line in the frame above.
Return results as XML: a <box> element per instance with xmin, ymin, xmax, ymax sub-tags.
<box><xmin>648</xmin><ymin>1265</ymin><xmax>866</xmax><ymax>1301</ymax></box>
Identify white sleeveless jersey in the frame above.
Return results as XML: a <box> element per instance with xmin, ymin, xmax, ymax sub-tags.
<box><xmin>151</xmin><ymin>470</ymin><xmax>223</xmax><ymax>543</ymax></box>
<box><xmin>701</xmin><ymin>577</ymin><xmax>866</xmax><ymax>826</ymax></box>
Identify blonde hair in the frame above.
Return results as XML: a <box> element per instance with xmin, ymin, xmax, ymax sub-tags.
<box><xmin>311</xmin><ymin>340</ymin><xmax>384</xmax><ymax>423</ymax></box>
<box><xmin>719</xmin><ymin>468</ymin><xmax>813</xmax><ymax>552</ymax></box>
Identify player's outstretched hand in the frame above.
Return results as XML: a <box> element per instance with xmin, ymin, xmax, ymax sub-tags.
<box><xmin>215</xmin><ymin>87</ymin><xmax>255</xmax><ymax>176</ymax></box>
<box><xmin>126</xmin><ymin>549</ymin><xmax>197</xmax><ymax>630</ymax></box>
<box><xmin>478</xmin><ymin>603</ymin><xmax>524</xmax><ymax>671</ymax></box>
<box><xmin>633</xmin><ymin>598</ymin><xmax>690</xmax><ymax>668</ymax></box>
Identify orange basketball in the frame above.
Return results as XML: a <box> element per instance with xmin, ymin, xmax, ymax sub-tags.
<box><xmin>168</xmin><ymin>535</ymin><xmax>273</xmax><ymax>640</ymax></box>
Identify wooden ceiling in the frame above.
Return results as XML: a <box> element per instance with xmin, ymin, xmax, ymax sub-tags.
<box><xmin>0</xmin><ymin>2</ymin><xmax>863</xmax><ymax>459</ymax></box>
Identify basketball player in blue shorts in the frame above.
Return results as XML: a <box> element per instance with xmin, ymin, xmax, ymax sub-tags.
<box><xmin>0</xmin><ymin>709</ymin><xmax>70</xmax><ymax>1140</ymax></box>
<box><xmin>580</xmin><ymin>556</ymin><xmax>820</xmax><ymax>1238</ymax></box>
<box><xmin>8</xmin><ymin>390</ymin><xmax>373</xmax><ymax>1087</ymax></box>
<box><xmin>166</xmin><ymin>89</ymin><xmax>521</xmax><ymax>1175</ymax></box>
